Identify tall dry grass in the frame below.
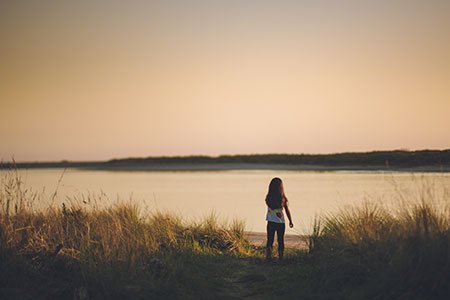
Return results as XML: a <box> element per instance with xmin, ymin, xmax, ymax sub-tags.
<box><xmin>309</xmin><ymin>180</ymin><xmax>450</xmax><ymax>299</ymax></box>
<box><xmin>0</xmin><ymin>169</ymin><xmax>253</xmax><ymax>299</ymax></box>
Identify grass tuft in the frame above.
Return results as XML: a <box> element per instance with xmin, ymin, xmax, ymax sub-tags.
<box><xmin>309</xmin><ymin>190</ymin><xmax>450</xmax><ymax>299</ymax></box>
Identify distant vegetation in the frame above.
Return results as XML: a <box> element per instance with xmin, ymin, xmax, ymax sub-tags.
<box><xmin>107</xmin><ymin>149</ymin><xmax>450</xmax><ymax>167</ymax></box>
<box><xmin>2</xmin><ymin>149</ymin><xmax>450</xmax><ymax>171</ymax></box>
<box><xmin>1</xmin><ymin>170</ymin><xmax>449</xmax><ymax>299</ymax></box>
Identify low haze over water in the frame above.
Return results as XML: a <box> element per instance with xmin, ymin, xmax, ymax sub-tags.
<box><xmin>5</xmin><ymin>169</ymin><xmax>449</xmax><ymax>233</ymax></box>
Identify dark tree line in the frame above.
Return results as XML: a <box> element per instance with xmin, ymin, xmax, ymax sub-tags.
<box><xmin>2</xmin><ymin>149</ymin><xmax>450</xmax><ymax>170</ymax></box>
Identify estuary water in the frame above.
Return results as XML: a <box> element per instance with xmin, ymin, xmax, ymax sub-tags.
<box><xmin>3</xmin><ymin>169</ymin><xmax>449</xmax><ymax>233</ymax></box>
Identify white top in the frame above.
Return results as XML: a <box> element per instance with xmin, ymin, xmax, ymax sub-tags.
<box><xmin>266</xmin><ymin>207</ymin><xmax>285</xmax><ymax>223</ymax></box>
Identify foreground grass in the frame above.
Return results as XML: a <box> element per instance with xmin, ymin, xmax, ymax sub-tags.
<box><xmin>1</xmin><ymin>170</ymin><xmax>450</xmax><ymax>299</ymax></box>
<box><xmin>308</xmin><ymin>198</ymin><xmax>450</xmax><ymax>299</ymax></box>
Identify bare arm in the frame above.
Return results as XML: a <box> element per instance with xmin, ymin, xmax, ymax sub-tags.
<box><xmin>283</xmin><ymin>197</ymin><xmax>294</xmax><ymax>228</ymax></box>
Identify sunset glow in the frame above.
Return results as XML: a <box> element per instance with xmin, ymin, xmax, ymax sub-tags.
<box><xmin>1</xmin><ymin>0</ymin><xmax>450</xmax><ymax>161</ymax></box>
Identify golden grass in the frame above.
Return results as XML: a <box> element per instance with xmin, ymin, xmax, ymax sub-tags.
<box><xmin>0</xmin><ymin>170</ymin><xmax>253</xmax><ymax>276</ymax></box>
<box><xmin>308</xmin><ymin>181</ymin><xmax>450</xmax><ymax>298</ymax></box>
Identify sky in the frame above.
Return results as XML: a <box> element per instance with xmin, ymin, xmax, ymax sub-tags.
<box><xmin>1</xmin><ymin>0</ymin><xmax>450</xmax><ymax>162</ymax></box>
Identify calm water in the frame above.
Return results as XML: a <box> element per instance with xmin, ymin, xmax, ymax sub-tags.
<box><xmin>3</xmin><ymin>169</ymin><xmax>450</xmax><ymax>232</ymax></box>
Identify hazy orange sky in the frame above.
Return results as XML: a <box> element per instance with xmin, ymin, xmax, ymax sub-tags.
<box><xmin>1</xmin><ymin>0</ymin><xmax>450</xmax><ymax>161</ymax></box>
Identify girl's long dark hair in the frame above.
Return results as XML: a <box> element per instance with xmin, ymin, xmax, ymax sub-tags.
<box><xmin>265</xmin><ymin>177</ymin><xmax>285</xmax><ymax>209</ymax></box>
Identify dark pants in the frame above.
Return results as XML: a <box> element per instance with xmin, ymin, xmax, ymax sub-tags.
<box><xmin>266</xmin><ymin>221</ymin><xmax>285</xmax><ymax>258</ymax></box>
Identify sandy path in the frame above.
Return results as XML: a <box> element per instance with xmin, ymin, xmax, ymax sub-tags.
<box><xmin>245</xmin><ymin>232</ymin><xmax>309</xmax><ymax>250</ymax></box>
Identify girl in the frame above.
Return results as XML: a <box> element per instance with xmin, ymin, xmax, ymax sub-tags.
<box><xmin>265</xmin><ymin>177</ymin><xmax>293</xmax><ymax>261</ymax></box>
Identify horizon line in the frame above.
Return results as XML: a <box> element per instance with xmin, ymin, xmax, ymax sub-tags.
<box><xmin>3</xmin><ymin>148</ymin><xmax>450</xmax><ymax>164</ymax></box>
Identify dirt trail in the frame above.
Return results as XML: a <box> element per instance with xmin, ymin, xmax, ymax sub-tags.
<box><xmin>222</xmin><ymin>259</ymin><xmax>269</xmax><ymax>300</ymax></box>
<box><xmin>211</xmin><ymin>234</ymin><xmax>308</xmax><ymax>299</ymax></box>
<box><xmin>221</xmin><ymin>236</ymin><xmax>308</xmax><ymax>299</ymax></box>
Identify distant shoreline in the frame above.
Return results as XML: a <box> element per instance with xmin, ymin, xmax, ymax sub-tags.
<box><xmin>1</xmin><ymin>163</ymin><xmax>449</xmax><ymax>172</ymax></box>
<box><xmin>2</xmin><ymin>149</ymin><xmax>450</xmax><ymax>172</ymax></box>
<box><xmin>86</xmin><ymin>163</ymin><xmax>450</xmax><ymax>172</ymax></box>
